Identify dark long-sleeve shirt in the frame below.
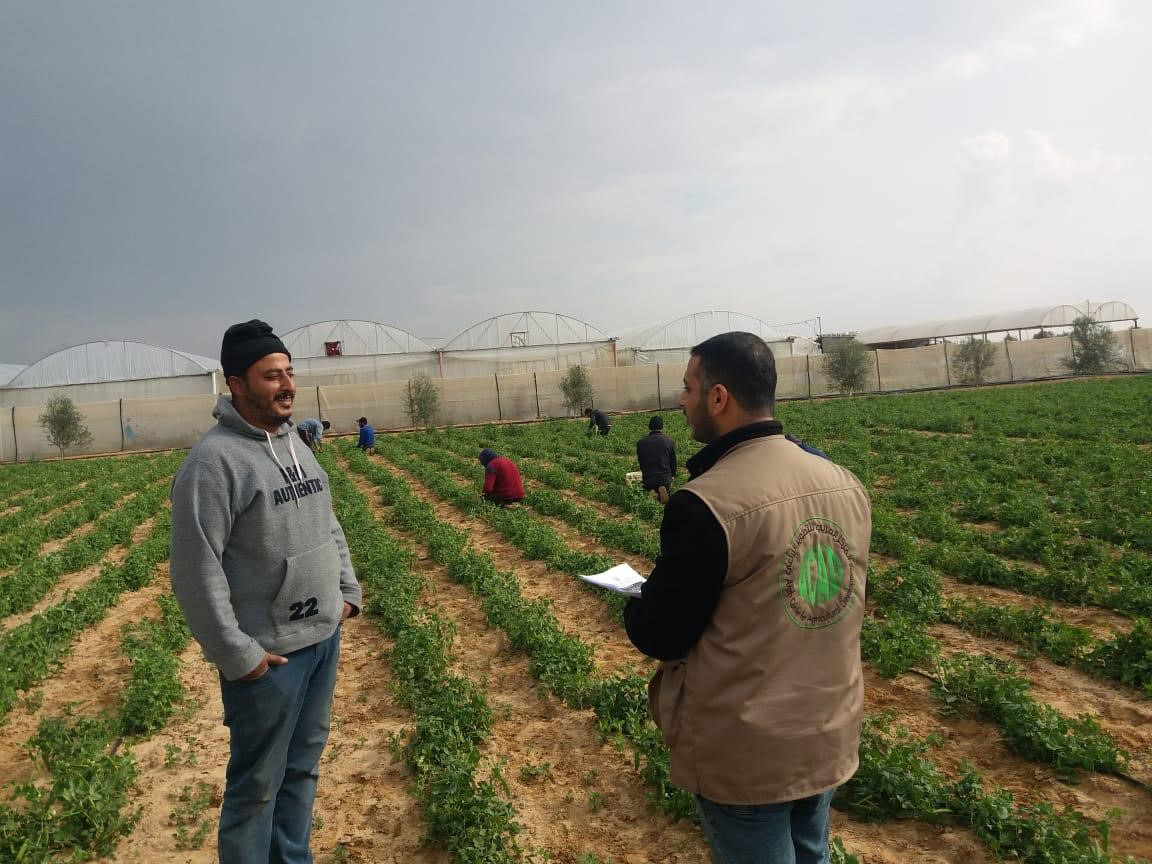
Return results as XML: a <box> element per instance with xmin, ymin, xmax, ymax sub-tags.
<box><xmin>624</xmin><ymin>420</ymin><xmax>785</xmax><ymax>661</ymax></box>
<box><xmin>587</xmin><ymin>410</ymin><xmax>611</xmax><ymax>434</ymax></box>
<box><xmin>636</xmin><ymin>431</ymin><xmax>677</xmax><ymax>490</ymax></box>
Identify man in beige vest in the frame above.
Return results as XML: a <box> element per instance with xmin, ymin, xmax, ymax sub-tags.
<box><xmin>624</xmin><ymin>332</ymin><xmax>870</xmax><ymax>864</ymax></box>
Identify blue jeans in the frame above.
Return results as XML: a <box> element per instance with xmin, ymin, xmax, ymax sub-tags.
<box><xmin>218</xmin><ymin>627</ymin><xmax>341</xmax><ymax>864</ymax></box>
<box><xmin>695</xmin><ymin>787</ymin><xmax>836</xmax><ymax>864</ymax></box>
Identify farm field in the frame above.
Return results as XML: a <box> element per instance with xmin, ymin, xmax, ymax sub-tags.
<box><xmin>0</xmin><ymin>374</ymin><xmax>1149</xmax><ymax>863</ymax></box>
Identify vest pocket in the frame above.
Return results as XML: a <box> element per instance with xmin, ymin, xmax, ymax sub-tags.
<box><xmin>271</xmin><ymin>540</ymin><xmax>344</xmax><ymax>639</ymax></box>
<box><xmin>649</xmin><ymin>660</ymin><xmax>686</xmax><ymax>746</ymax></box>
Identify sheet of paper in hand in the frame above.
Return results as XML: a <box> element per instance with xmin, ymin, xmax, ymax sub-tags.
<box><xmin>579</xmin><ymin>563</ymin><xmax>646</xmax><ymax>597</ymax></box>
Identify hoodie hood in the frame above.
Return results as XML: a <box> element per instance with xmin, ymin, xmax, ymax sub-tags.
<box><xmin>211</xmin><ymin>395</ymin><xmax>304</xmax><ymax>508</ymax></box>
<box><xmin>212</xmin><ymin>395</ymin><xmax>293</xmax><ymax>440</ymax></box>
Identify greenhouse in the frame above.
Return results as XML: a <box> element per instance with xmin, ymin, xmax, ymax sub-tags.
<box><xmin>437</xmin><ymin>311</ymin><xmax>616</xmax><ymax>377</ymax></box>
<box><xmin>280</xmin><ymin>319</ymin><xmax>437</xmax><ymax>386</ymax></box>
<box><xmin>856</xmin><ymin>301</ymin><xmax>1139</xmax><ymax>349</ymax></box>
<box><xmin>0</xmin><ymin>341</ymin><xmax>220</xmax><ymax>408</ymax></box>
<box><xmin>613</xmin><ymin>310</ymin><xmax>820</xmax><ymax>366</ymax></box>
<box><xmin>0</xmin><ymin>364</ymin><xmax>26</xmax><ymax>387</ymax></box>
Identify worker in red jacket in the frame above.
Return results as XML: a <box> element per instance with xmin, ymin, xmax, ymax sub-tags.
<box><xmin>478</xmin><ymin>448</ymin><xmax>525</xmax><ymax>506</ymax></box>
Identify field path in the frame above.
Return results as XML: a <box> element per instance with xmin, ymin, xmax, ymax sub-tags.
<box><xmin>106</xmin><ymin>606</ymin><xmax>440</xmax><ymax>864</ymax></box>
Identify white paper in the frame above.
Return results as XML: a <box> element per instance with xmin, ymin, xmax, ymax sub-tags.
<box><xmin>579</xmin><ymin>563</ymin><xmax>646</xmax><ymax>598</ymax></box>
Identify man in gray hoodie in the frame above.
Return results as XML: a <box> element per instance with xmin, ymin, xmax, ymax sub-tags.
<box><xmin>170</xmin><ymin>320</ymin><xmax>362</xmax><ymax>864</ymax></box>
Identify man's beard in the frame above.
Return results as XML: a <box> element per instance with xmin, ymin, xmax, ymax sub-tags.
<box><xmin>251</xmin><ymin>390</ymin><xmax>294</xmax><ymax>428</ymax></box>
<box><xmin>687</xmin><ymin>395</ymin><xmax>719</xmax><ymax>444</ymax></box>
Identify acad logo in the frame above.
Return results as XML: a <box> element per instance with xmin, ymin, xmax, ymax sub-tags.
<box><xmin>780</xmin><ymin>517</ymin><xmax>856</xmax><ymax>628</ymax></box>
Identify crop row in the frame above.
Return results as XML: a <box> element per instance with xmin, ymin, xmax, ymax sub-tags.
<box><xmin>0</xmin><ymin>509</ymin><xmax>173</xmax><ymax>723</ymax></box>
<box><xmin>0</xmin><ymin>450</ymin><xmax>151</xmax><ymax>503</ymax></box>
<box><xmin>868</xmin><ymin>561</ymin><xmax>1152</xmax><ymax>696</ymax></box>
<box><xmin>361</xmin><ymin>439</ymin><xmax>1144</xmax><ymax>864</ymax></box>
<box><xmin>0</xmin><ymin>476</ymin><xmax>172</xmax><ymax>622</ymax></box>
<box><xmin>322</xmin><ymin>451</ymin><xmax>522</xmax><ymax>863</ymax></box>
<box><xmin>395</xmin><ymin>424</ymin><xmax>1152</xmax><ymax>701</ymax></box>
<box><xmin>0</xmin><ymin>451</ymin><xmax>171</xmax><ymax>544</ymax></box>
<box><xmin>0</xmin><ymin>587</ymin><xmax>190</xmax><ymax>861</ymax></box>
<box><xmin>384</xmin><ymin>434</ymin><xmax>1137</xmax><ymax>782</ymax></box>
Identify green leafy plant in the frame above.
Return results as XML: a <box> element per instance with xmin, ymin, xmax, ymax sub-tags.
<box><xmin>1064</xmin><ymin>316</ymin><xmax>1126</xmax><ymax>374</ymax></box>
<box><xmin>559</xmin><ymin>364</ymin><xmax>594</xmax><ymax>416</ymax></box>
<box><xmin>951</xmin><ymin>336</ymin><xmax>1000</xmax><ymax>386</ymax></box>
<box><xmin>822</xmin><ymin>338</ymin><xmax>872</xmax><ymax>395</ymax></box>
<box><xmin>406</xmin><ymin>372</ymin><xmax>442</xmax><ymax>428</ymax></box>
<box><xmin>38</xmin><ymin>395</ymin><xmax>94</xmax><ymax>459</ymax></box>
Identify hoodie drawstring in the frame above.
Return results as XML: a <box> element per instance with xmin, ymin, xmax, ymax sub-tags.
<box><xmin>265</xmin><ymin>431</ymin><xmax>302</xmax><ymax>508</ymax></box>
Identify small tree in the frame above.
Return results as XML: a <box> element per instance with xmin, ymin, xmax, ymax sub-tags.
<box><xmin>559</xmin><ymin>364</ymin><xmax>594</xmax><ymax>416</ymax></box>
<box><xmin>38</xmin><ymin>396</ymin><xmax>93</xmax><ymax>459</ymax></box>
<box><xmin>405</xmin><ymin>372</ymin><xmax>441</xmax><ymax>428</ymax></box>
<box><xmin>822</xmin><ymin>339</ymin><xmax>871</xmax><ymax>395</ymax></box>
<box><xmin>1064</xmin><ymin>315</ymin><xmax>1126</xmax><ymax>374</ymax></box>
<box><xmin>1033</xmin><ymin>328</ymin><xmax>1054</xmax><ymax>339</ymax></box>
<box><xmin>950</xmin><ymin>337</ymin><xmax>999</xmax><ymax>386</ymax></box>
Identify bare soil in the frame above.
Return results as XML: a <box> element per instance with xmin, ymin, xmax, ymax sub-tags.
<box><xmin>0</xmin><ymin>569</ymin><xmax>170</xmax><ymax>788</ymax></box>
<box><xmin>105</xmin><ymin>612</ymin><xmax>441</xmax><ymax>864</ymax></box>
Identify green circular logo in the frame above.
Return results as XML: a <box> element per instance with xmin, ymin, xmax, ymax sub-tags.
<box><xmin>780</xmin><ymin>517</ymin><xmax>856</xmax><ymax>628</ymax></box>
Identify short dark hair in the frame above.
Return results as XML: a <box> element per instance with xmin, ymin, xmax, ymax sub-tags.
<box><xmin>690</xmin><ymin>332</ymin><xmax>776</xmax><ymax>413</ymax></box>
<box><xmin>357</xmin><ymin>416</ymin><xmax>368</xmax><ymax>425</ymax></box>
<box><xmin>321</xmin><ymin>420</ymin><xmax>331</xmax><ymax>430</ymax></box>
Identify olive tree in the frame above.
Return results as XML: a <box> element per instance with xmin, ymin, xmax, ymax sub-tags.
<box><xmin>950</xmin><ymin>337</ymin><xmax>999</xmax><ymax>386</ymax></box>
<box><xmin>822</xmin><ymin>339</ymin><xmax>872</xmax><ymax>395</ymax></box>
<box><xmin>405</xmin><ymin>372</ymin><xmax>441</xmax><ymax>428</ymax></box>
<box><xmin>38</xmin><ymin>396</ymin><xmax>94</xmax><ymax>459</ymax></box>
<box><xmin>1064</xmin><ymin>316</ymin><xmax>1126</xmax><ymax>374</ymax></box>
<box><xmin>559</xmin><ymin>364</ymin><xmax>594</xmax><ymax>416</ymax></box>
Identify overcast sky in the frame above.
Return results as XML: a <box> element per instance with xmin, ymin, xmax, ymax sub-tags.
<box><xmin>2</xmin><ymin>0</ymin><xmax>1149</xmax><ymax>363</ymax></box>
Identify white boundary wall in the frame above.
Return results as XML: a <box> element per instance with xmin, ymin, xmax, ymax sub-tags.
<box><xmin>2</xmin><ymin>331</ymin><xmax>1150</xmax><ymax>463</ymax></box>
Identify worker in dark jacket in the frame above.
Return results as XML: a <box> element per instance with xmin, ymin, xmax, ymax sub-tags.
<box><xmin>584</xmin><ymin>408</ymin><xmax>611</xmax><ymax>436</ymax></box>
<box><xmin>478</xmin><ymin>448</ymin><xmax>525</xmax><ymax>506</ymax></box>
<box><xmin>636</xmin><ymin>415</ymin><xmax>677</xmax><ymax>504</ymax></box>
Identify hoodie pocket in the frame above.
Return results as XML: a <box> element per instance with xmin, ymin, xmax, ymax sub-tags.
<box><xmin>272</xmin><ymin>540</ymin><xmax>344</xmax><ymax>639</ymax></box>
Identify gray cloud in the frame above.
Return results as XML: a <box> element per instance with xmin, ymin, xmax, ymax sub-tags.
<box><xmin>2</xmin><ymin>1</ymin><xmax>1150</xmax><ymax>364</ymax></box>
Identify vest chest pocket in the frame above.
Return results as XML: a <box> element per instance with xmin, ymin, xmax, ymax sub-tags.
<box><xmin>273</xmin><ymin>541</ymin><xmax>343</xmax><ymax>638</ymax></box>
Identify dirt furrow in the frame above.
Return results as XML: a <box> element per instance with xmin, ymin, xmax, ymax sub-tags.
<box><xmin>369</xmin><ymin>452</ymin><xmax>652</xmax><ymax>680</ymax></box>
<box><xmin>108</xmin><ymin>616</ymin><xmax>438</xmax><ymax>864</ymax></box>
<box><xmin>0</xmin><ymin>570</ymin><xmax>170</xmax><ymax>787</ymax></box>
<box><xmin>873</xmin><ymin>666</ymin><xmax>1152</xmax><ymax>857</ymax></box>
<box><xmin>930</xmin><ymin>622</ymin><xmax>1152</xmax><ymax>781</ymax></box>
<box><xmin>368</xmin><ymin>518</ymin><xmax>712</xmax><ymax>859</ymax></box>
<box><xmin>939</xmin><ymin>576</ymin><xmax>1134</xmax><ymax>638</ymax></box>
<box><xmin>0</xmin><ymin>515</ymin><xmax>158</xmax><ymax>635</ymax></box>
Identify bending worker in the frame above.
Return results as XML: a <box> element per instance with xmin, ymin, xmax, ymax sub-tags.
<box><xmin>624</xmin><ymin>332</ymin><xmax>870</xmax><ymax>864</ymax></box>
<box><xmin>478</xmin><ymin>448</ymin><xmax>524</xmax><ymax>506</ymax></box>
<box><xmin>636</xmin><ymin>415</ymin><xmax>677</xmax><ymax>504</ymax></box>
<box><xmin>584</xmin><ymin>407</ymin><xmax>611</xmax><ymax>436</ymax></box>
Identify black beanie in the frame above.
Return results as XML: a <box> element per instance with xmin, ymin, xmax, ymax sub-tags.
<box><xmin>221</xmin><ymin>320</ymin><xmax>291</xmax><ymax>379</ymax></box>
<box><xmin>649</xmin><ymin>415</ymin><xmax>664</xmax><ymax>431</ymax></box>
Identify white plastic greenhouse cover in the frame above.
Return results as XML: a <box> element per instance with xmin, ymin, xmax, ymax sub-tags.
<box><xmin>4</xmin><ymin>341</ymin><xmax>219</xmax><ymax>388</ymax></box>
<box><xmin>0</xmin><ymin>364</ymin><xmax>26</xmax><ymax>386</ymax></box>
<box><xmin>613</xmin><ymin>311</ymin><xmax>819</xmax><ymax>353</ymax></box>
<box><xmin>441</xmin><ymin>312</ymin><xmax>610</xmax><ymax>351</ymax></box>
<box><xmin>280</xmin><ymin>320</ymin><xmax>433</xmax><ymax>357</ymax></box>
<box><xmin>856</xmin><ymin>301</ymin><xmax>1139</xmax><ymax>346</ymax></box>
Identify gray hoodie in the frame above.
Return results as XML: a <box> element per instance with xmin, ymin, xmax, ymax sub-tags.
<box><xmin>170</xmin><ymin>396</ymin><xmax>362</xmax><ymax>680</ymax></box>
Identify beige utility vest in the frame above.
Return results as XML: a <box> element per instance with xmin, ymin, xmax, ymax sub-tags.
<box><xmin>648</xmin><ymin>434</ymin><xmax>871</xmax><ymax>805</ymax></box>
